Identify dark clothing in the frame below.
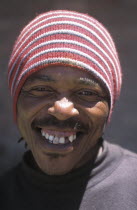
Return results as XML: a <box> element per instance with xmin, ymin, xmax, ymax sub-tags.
<box><xmin>0</xmin><ymin>141</ymin><xmax>137</xmax><ymax>210</ymax></box>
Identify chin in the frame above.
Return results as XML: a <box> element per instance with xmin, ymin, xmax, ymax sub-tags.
<box><xmin>34</xmin><ymin>152</ymin><xmax>76</xmax><ymax>175</ymax></box>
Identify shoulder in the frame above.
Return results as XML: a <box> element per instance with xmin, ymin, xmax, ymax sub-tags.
<box><xmin>108</xmin><ymin>141</ymin><xmax>137</xmax><ymax>164</ymax></box>
<box><xmin>106</xmin><ymin>141</ymin><xmax>137</xmax><ymax>182</ymax></box>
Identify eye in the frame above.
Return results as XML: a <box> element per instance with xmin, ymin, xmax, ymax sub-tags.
<box><xmin>33</xmin><ymin>87</ymin><xmax>49</xmax><ymax>91</ymax></box>
<box><xmin>76</xmin><ymin>89</ymin><xmax>102</xmax><ymax>102</ymax></box>
<box><xmin>22</xmin><ymin>86</ymin><xmax>55</xmax><ymax>97</ymax></box>
<box><xmin>78</xmin><ymin>90</ymin><xmax>96</xmax><ymax>96</ymax></box>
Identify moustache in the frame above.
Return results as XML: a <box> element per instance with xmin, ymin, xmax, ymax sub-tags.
<box><xmin>32</xmin><ymin>116</ymin><xmax>88</xmax><ymax>132</ymax></box>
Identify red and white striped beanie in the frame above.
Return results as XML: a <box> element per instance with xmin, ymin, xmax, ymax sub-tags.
<box><xmin>8</xmin><ymin>10</ymin><xmax>122</xmax><ymax>120</ymax></box>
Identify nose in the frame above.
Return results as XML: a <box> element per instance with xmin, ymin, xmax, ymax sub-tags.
<box><xmin>48</xmin><ymin>97</ymin><xmax>79</xmax><ymax>120</ymax></box>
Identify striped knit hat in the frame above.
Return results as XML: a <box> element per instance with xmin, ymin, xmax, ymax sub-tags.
<box><xmin>8</xmin><ymin>10</ymin><xmax>122</xmax><ymax>121</ymax></box>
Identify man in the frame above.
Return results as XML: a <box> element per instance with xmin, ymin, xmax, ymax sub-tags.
<box><xmin>1</xmin><ymin>10</ymin><xmax>137</xmax><ymax>210</ymax></box>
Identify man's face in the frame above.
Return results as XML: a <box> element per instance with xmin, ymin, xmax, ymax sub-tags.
<box><xmin>17</xmin><ymin>66</ymin><xmax>109</xmax><ymax>175</ymax></box>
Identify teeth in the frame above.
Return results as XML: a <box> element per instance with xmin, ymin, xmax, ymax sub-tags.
<box><xmin>53</xmin><ymin>136</ymin><xmax>59</xmax><ymax>144</ymax></box>
<box><xmin>59</xmin><ymin>137</ymin><xmax>65</xmax><ymax>144</ymax></box>
<box><xmin>68</xmin><ymin>134</ymin><xmax>77</xmax><ymax>142</ymax></box>
<box><xmin>49</xmin><ymin>135</ymin><xmax>54</xmax><ymax>141</ymax></box>
<box><xmin>45</xmin><ymin>133</ymin><xmax>49</xmax><ymax>139</ymax></box>
<box><xmin>42</xmin><ymin>131</ymin><xmax>45</xmax><ymax>137</ymax></box>
<box><xmin>68</xmin><ymin>135</ymin><xmax>74</xmax><ymax>142</ymax></box>
<box><xmin>41</xmin><ymin>130</ymin><xmax>77</xmax><ymax>144</ymax></box>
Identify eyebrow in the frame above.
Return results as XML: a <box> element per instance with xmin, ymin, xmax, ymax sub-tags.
<box><xmin>77</xmin><ymin>77</ymin><xmax>99</xmax><ymax>87</ymax></box>
<box><xmin>26</xmin><ymin>75</ymin><xmax>56</xmax><ymax>83</ymax></box>
<box><xmin>26</xmin><ymin>75</ymin><xmax>99</xmax><ymax>87</ymax></box>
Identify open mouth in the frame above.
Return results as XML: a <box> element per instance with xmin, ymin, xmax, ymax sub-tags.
<box><xmin>32</xmin><ymin>116</ymin><xmax>87</xmax><ymax>150</ymax></box>
<box><xmin>35</xmin><ymin>126</ymin><xmax>84</xmax><ymax>148</ymax></box>
<box><xmin>42</xmin><ymin>129</ymin><xmax>83</xmax><ymax>145</ymax></box>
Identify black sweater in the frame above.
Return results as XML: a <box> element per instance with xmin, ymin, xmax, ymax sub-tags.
<box><xmin>1</xmin><ymin>141</ymin><xmax>137</xmax><ymax>210</ymax></box>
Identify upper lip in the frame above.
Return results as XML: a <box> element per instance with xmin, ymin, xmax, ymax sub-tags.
<box><xmin>37</xmin><ymin>126</ymin><xmax>83</xmax><ymax>133</ymax></box>
<box><xmin>32</xmin><ymin>118</ymin><xmax>88</xmax><ymax>134</ymax></box>
<box><xmin>33</xmin><ymin>124</ymin><xmax>88</xmax><ymax>135</ymax></box>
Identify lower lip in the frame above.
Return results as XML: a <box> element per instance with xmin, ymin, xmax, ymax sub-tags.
<box><xmin>34</xmin><ymin>130</ymin><xmax>83</xmax><ymax>155</ymax></box>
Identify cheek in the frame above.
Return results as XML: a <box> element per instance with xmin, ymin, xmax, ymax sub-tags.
<box><xmin>18</xmin><ymin>97</ymin><xmax>40</xmax><ymax>120</ymax></box>
<box><xmin>17</xmin><ymin>113</ymin><xmax>34</xmax><ymax>151</ymax></box>
<box><xmin>85</xmin><ymin>101</ymin><xmax>109</xmax><ymax>124</ymax></box>
<box><xmin>17</xmin><ymin>95</ymin><xmax>52</xmax><ymax>121</ymax></box>
<box><xmin>17</xmin><ymin>113</ymin><xmax>31</xmax><ymax>140</ymax></box>
<box><xmin>17</xmin><ymin>102</ymin><xmax>33</xmax><ymax>141</ymax></box>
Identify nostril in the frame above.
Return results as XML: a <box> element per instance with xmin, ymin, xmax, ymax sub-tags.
<box><xmin>48</xmin><ymin>106</ymin><xmax>55</xmax><ymax>114</ymax></box>
<box><xmin>71</xmin><ymin>108</ymin><xmax>79</xmax><ymax>116</ymax></box>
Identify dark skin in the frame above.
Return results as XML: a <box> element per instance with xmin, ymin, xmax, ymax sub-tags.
<box><xmin>17</xmin><ymin>66</ymin><xmax>109</xmax><ymax>175</ymax></box>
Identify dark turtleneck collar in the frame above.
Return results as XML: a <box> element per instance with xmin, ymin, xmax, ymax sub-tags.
<box><xmin>18</xmin><ymin>139</ymin><xmax>123</xmax><ymax>192</ymax></box>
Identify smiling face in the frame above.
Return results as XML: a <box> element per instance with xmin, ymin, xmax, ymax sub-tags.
<box><xmin>17</xmin><ymin>66</ymin><xmax>109</xmax><ymax>175</ymax></box>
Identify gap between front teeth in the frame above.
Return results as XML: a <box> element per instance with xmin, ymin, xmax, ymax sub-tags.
<box><xmin>41</xmin><ymin>131</ymin><xmax>76</xmax><ymax>144</ymax></box>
